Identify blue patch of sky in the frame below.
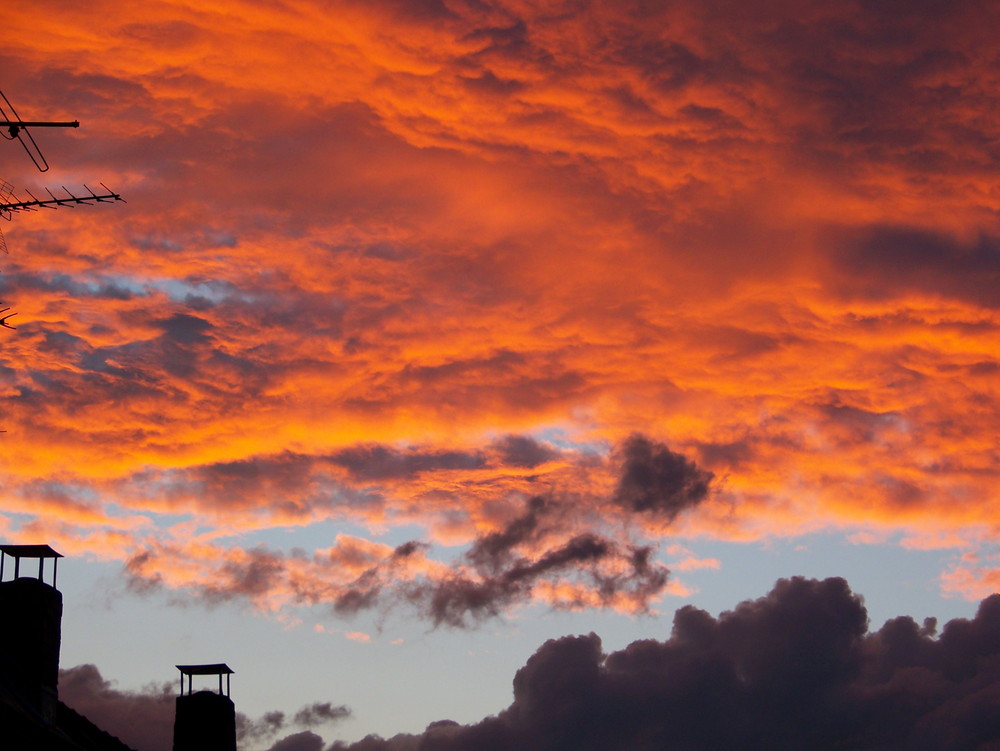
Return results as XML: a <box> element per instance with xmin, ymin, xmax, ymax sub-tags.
<box><xmin>37</xmin><ymin>271</ymin><xmax>257</xmax><ymax>308</ymax></box>
<box><xmin>154</xmin><ymin>278</ymin><xmax>240</xmax><ymax>305</ymax></box>
<box><xmin>2</xmin><ymin>510</ymin><xmax>39</xmax><ymax>526</ymax></box>
<box><xmin>26</xmin><ymin>270</ymin><xmax>240</xmax><ymax>306</ymax></box>
<box><xmin>41</xmin><ymin>272</ymin><xmax>149</xmax><ymax>299</ymax></box>
<box><xmin>479</xmin><ymin>423</ymin><xmax>610</xmax><ymax>456</ymax></box>
<box><xmin>18</xmin><ymin>479</ymin><xmax>100</xmax><ymax>504</ymax></box>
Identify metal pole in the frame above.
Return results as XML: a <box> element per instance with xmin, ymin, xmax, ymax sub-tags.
<box><xmin>1</xmin><ymin>552</ymin><xmax>5</xmax><ymax>581</ymax></box>
<box><xmin>227</xmin><ymin>674</ymin><xmax>231</xmax><ymax>697</ymax></box>
<box><xmin>0</xmin><ymin>121</ymin><xmax>79</xmax><ymax>128</ymax></box>
<box><xmin>53</xmin><ymin>558</ymin><xmax>58</xmax><ymax>589</ymax></box>
<box><xmin>38</xmin><ymin>558</ymin><xmax>44</xmax><ymax>581</ymax></box>
<box><xmin>14</xmin><ymin>557</ymin><xmax>19</xmax><ymax>578</ymax></box>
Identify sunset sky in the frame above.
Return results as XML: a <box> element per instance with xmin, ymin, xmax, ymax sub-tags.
<box><xmin>1</xmin><ymin>1</ymin><xmax>999</xmax><ymax>749</ymax></box>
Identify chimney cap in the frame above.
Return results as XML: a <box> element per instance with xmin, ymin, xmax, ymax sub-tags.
<box><xmin>0</xmin><ymin>544</ymin><xmax>63</xmax><ymax>558</ymax></box>
<box><xmin>176</xmin><ymin>663</ymin><xmax>234</xmax><ymax>676</ymax></box>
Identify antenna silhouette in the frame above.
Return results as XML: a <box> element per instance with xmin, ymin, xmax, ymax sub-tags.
<box><xmin>0</xmin><ymin>177</ymin><xmax>124</xmax><ymax>261</ymax></box>
<box><xmin>0</xmin><ymin>90</ymin><xmax>79</xmax><ymax>173</ymax></box>
<box><xmin>0</xmin><ymin>179</ymin><xmax>11</xmax><ymax>256</ymax></box>
<box><xmin>0</xmin><ymin>90</ymin><xmax>124</xmax><ymax>259</ymax></box>
<box><xmin>0</xmin><ymin>91</ymin><xmax>124</xmax><ymax>338</ymax></box>
<box><xmin>0</xmin><ymin>181</ymin><xmax>124</xmax><ymax>214</ymax></box>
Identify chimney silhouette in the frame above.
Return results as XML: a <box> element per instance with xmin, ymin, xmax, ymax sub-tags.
<box><xmin>173</xmin><ymin>663</ymin><xmax>236</xmax><ymax>751</ymax></box>
<box><xmin>0</xmin><ymin>544</ymin><xmax>64</xmax><ymax>724</ymax></box>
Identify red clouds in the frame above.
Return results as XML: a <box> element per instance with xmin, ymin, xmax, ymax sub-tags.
<box><xmin>0</xmin><ymin>0</ymin><xmax>997</xmax><ymax>621</ymax></box>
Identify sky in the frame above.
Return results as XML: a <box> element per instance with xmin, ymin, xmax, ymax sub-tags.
<box><xmin>0</xmin><ymin>1</ymin><xmax>998</xmax><ymax>749</ymax></box>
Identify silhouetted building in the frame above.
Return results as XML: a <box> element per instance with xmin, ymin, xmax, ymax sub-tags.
<box><xmin>173</xmin><ymin>663</ymin><xmax>237</xmax><ymax>751</ymax></box>
<box><xmin>0</xmin><ymin>544</ymin><xmax>136</xmax><ymax>751</ymax></box>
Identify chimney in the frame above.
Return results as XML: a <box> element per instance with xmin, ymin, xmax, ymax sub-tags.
<box><xmin>173</xmin><ymin>663</ymin><xmax>237</xmax><ymax>751</ymax></box>
<box><xmin>0</xmin><ymin>544</ymin><xmax>64</xmax><ymax>724</ymax></box>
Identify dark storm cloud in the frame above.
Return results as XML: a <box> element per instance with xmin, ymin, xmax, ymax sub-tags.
<box><xmin>612</xmin><ymin>435</ymin><xmax>713</xmax><ymax>520</ymax></box>
<box><xmin>330</xmin><ymin>577</ymin><xmax>1000</xmax><ymax>751</ymax></box>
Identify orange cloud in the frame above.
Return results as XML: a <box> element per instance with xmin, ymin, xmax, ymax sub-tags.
<box><xmin>0</xmin><ymin>0</ymin><xmax>997</xmax><ymax>622</ymax></box>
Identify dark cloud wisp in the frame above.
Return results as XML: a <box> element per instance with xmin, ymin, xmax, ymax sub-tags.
<box><xmin>612</xmin><ymin>434</ymin><xmax>714</xmax><ymax>520</ymax></box>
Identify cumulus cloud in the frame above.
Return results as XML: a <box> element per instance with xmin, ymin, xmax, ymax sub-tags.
<box><xmin>58</xmin><ymin>578</ymin><xmax>1000</xmax><ymax>750</ymax></box>
<box><xmin>267</xmin><ymin>732</ymin><xmax>327</xmax><ymax>751</ymax></box>
<box><xmin>328</xmin><ymin>577</ymin><xmax>1000</xmax><ymax>751</ymax></box>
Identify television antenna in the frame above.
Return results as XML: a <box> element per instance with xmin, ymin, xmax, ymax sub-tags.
<box><xmin>0</xmin><ymin>179</ymin><xmax>124</xmax><ymax>214</ymax></box>
<box><xmin>0</xmin><ymin>89</ymin><xmax>125</xmax><ymax>336</ymax></box>
<box><xmin>0</xmin><ymin>89</ymin><xmax>79</xmax><ymax>173</ymax></box>
<box><xmin>0</xmin><ymin>177</ymin><xmax>124</xmax><ymax>257</ymax></box>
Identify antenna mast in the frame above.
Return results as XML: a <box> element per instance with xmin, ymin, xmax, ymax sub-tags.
<box><xmin>0</xmin><ymin>89</ymin><xmax>125</xmax><ymax>334</ymax></box>
<box><xmin>0</xmin><ymin>90</ymin><xmax>80</xmax><ymax>173</ymax></box>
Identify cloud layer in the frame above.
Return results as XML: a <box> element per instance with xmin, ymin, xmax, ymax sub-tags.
<box><xmin>123</xmin><ymin>458</ymin><xmax>693</xmax><ymax>624</ymax></box>
<box><xmin>0</xmin><ymin>0</ymin><xmax>997</xmax><ymax>616</ymax></box>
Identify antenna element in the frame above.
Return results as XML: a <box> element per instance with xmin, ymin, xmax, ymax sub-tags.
<box><xmin>0</xmin><ymin>90</ymin><xmax>82</xmax><ymax>172</ymax></box>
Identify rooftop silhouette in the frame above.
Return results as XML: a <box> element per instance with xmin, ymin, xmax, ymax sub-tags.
<box><xmin>0</xmin><ymin>543</ymin><xmax>136</xmax><ymax>750</ymax></box>
<box><xmin>173</xmin><ymin>664</ymin><xmax>237</xmax><ymax>751</ymax></box>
